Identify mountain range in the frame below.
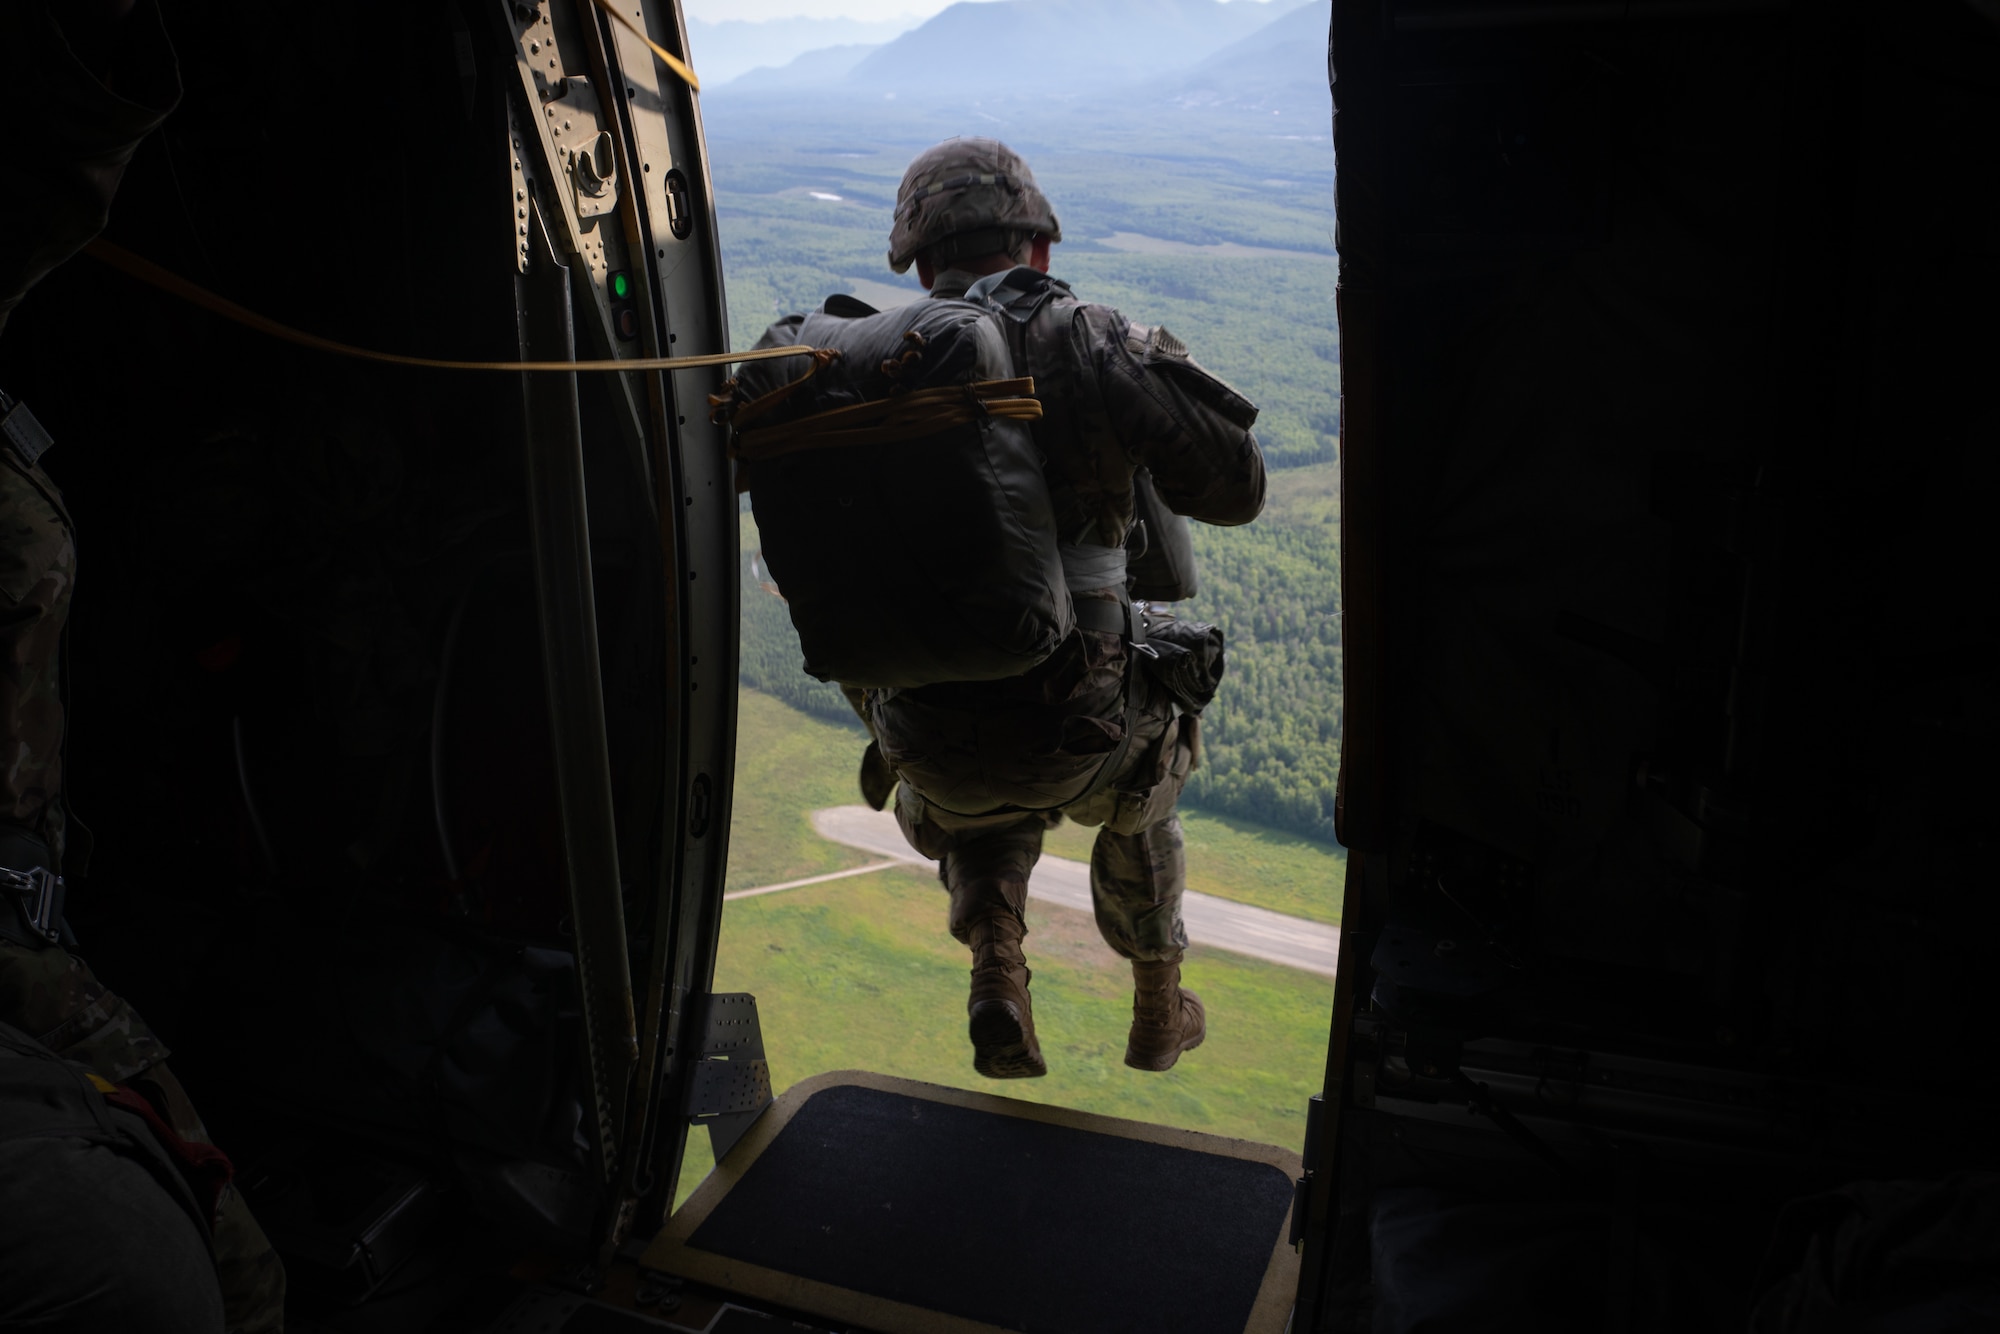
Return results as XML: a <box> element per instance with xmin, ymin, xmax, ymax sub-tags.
<box><xmin>687</xmin><ymin>14</ymin><xmax>925</xmax><ymax>87</ymax></box>
<box><xmin>728</xmin><ymin>42</ymin><xmax>883</xmax><ymax>92</ymax></box>
<box><xmin>1153</xmin><ymin>0</ymin><xmax>1331</xmax><ymax>114</ymax></box>
<box><xmin>706</xmin><ymin>0</ymin><xmax>1323</xmax><ymax>107</ymax></box>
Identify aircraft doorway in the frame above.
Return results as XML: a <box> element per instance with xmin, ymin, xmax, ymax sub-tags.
<box><xmin>650</xmin><ymin>6</ymin><xmax>1349</xmax><ymax>1326</ymax></box>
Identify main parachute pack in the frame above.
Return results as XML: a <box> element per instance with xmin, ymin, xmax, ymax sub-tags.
<box><xmin>717</xmin><ymin>294</ymin><xmax>1074</xmax><ymax>688</ymax></box>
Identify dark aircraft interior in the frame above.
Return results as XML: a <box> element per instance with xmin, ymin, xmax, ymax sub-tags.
<box><xmin>1300</xmin><ymin>3</ymin><xmax>2000</xmax><ymax>1330</ymax></box>
<box><xmin>1</xmin><ymin>0</ymin><xmax>1996</xmax><ymax>1331</ymax></box>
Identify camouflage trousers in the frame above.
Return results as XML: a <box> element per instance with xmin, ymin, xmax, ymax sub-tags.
<box><xmin>887</xmin><ymin>678</ymin><xmax>1198</xmax><ymax>964</ymax></box>
<box><xmin>0</xmin><ymin>939</ymin><xmax>287</xmax><ymax>1332</ymax></box>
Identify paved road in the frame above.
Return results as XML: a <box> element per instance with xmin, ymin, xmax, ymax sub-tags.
<box><xmin>809</xmin><ymin>806</ymin><xmax>1339</xmax><ymax>977</ymax></box>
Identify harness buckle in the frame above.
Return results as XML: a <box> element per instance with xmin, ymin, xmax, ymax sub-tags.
<box><xmin>1</xmin><ymin>389</ymin><xmax>56</xmax><ymax>466</ymax></box>
<box><xmin>1128</xmin><ymin>598</ymin><xmax>1153</xmax><ymax>653</ymax></box>
<box><xmin>1</xmin><ymin>865</ymin><xmax>65</xmax><ymax>946</ymax></box>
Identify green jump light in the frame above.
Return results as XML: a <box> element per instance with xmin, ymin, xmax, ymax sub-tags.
<box><xmin>611</xmin><ymin>271</ymin><xmax>632</xmax><ymax>300</ymax></box>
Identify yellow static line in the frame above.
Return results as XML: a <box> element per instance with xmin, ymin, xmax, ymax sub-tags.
<box><xmin>591</xmin><ymin>0</ymin><xmax>700</xmax><ymax>93</ymax></box>
<box><xmin>84</xmin><ymin>238</ymin><xmax>804</xmax><ymax>373</ymax></box>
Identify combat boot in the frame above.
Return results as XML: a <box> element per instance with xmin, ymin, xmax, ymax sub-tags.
<box><xmin>1125</xmin><ymin>953</ymin><xmax>1205</xmax><ymax>1071</ymax></box>
<box><xmin>966</xmin><ymin>914</ymin><xmax>1046</xmax><ymax>1079</ymax></box>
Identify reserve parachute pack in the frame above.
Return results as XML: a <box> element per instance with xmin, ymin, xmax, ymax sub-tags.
<box><xmin>718</xmin><ymin>293</ymin><xmax>1087</xmax><ymax>688</ymax></box>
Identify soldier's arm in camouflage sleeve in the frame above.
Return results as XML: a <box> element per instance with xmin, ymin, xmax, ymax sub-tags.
<box><xmin>1080</xmin><ymin>304</ymin><xmax>1267</xmax><ymax>527</ymax></box>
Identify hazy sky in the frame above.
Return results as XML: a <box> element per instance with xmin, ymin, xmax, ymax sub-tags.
<box><xmin>685</xmin><ymin>0</ymin><xmax>1277</xmax><ymax>26</ymax></box>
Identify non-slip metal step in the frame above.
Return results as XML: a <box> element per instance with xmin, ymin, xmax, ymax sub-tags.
<box><xmin>644</xmin><ymin>1071</ymin><xmax>1301</xmax><ymax>1334</ymax></box>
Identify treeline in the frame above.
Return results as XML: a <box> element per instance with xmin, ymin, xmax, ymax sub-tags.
<box><xmin>1175</xmin><ymin>504</ymin><xmax>1343</xmax><ymax>842</ymax></box>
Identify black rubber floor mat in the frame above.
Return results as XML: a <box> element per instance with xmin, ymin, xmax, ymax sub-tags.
<box><xmin>644</xmin><ymin>1071</ymin><xmax>1301</xmax><ymax>1334</ymax></box>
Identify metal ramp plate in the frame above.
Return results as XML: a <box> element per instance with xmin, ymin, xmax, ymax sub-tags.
<box><xmin>643</xmin><ymin>1071</ymin><xmax>1301</xmax><ymax>1334</ymax></box>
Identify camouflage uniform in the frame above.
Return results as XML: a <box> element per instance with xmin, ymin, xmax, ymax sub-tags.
<box><xmin>0</xmin><ymin>445</ymin><xmax>77</xmax><ymax>862</ymax></box>
<box><xmin>868</xmin><ymin>263</ymin><xmax>1265</xmax><ymax>965</ymax></box>
<box><xmin>1</xmin><ymin>5</ymin><xmax>285</xmax><ymax>1329</ymax></box>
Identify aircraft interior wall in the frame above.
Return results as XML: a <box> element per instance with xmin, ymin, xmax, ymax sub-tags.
<box><xmin>0</xmin><ymin>0</ymin><xmax>705</xmax><ymax>1306</ymax></box>
<box><xmin>1304</xmin><ymin>1</ymin><xmax>2000</xmax><ymax>1328</ymax></box>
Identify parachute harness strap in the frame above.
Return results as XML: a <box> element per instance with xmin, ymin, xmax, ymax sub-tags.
<box><xmin>728</xmin><ymin>377</ymin><xmax>1042</xmax><ymax>463</ymax></box>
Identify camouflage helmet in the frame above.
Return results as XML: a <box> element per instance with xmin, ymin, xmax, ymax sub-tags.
<box><xmin>887</xmin><ymin>138</ymin><xmax>1062</xmax><ymax>275</ymax></box>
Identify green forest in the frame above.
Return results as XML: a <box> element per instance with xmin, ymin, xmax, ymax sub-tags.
<box><xmin>712</xmin><ymin>102</ymin><xmax>1345</xmax><ymax>844</ymax></box>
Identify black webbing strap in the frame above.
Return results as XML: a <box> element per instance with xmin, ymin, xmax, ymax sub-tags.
<box><xmin>1071</xmin><ymin>656</ymin><xmax>1149</xmax><ymax>808</ymax></box>
<box><xmin>1073</xmin><ymin>594</ymin><xmax>1151</xmax><ymax>648</ymax></box>
<box><xmin>1072</xmin><ymin>598</ymin><xmax>1126</xmax><ymax>635</ymax></box>
<box><xmin>1058</xmin><ymin>538</ymin><xmax>1151</xmax><ymax>804</ymax></box>
<box><xmin>1060</xmin><ymin>539</ymin><xmax>1155</xmax><ymax>650</ymax></box>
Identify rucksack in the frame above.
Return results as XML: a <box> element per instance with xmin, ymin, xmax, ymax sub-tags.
<box><xmin>0</xmin><ymin>1022</ymin><xmax>218</xmax><ymax>1240</ymax></box>
<box><xmin>720</xmin><ymin>293</ymin><xmax>1086</xmax><ymax>688</ymax></box>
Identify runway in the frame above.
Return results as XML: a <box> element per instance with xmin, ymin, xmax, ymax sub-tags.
<box><xmin>798</xmin><ymin>805</ymin><xmax>1340</xmax><ymax>977</ymax></box>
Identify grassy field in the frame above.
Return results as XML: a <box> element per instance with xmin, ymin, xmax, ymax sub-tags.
<box><xmin>676</xmin><ymin>863</ymin><xmax>1335</xmax><ymax>1208</ymax></box>
<box><xmin>724</xmin><ymin>687</ymin><xmax>873</xmax><ymax>892</ymax></box>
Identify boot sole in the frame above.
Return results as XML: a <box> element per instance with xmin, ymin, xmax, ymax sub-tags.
<box><xmin>969</xmin><ymin>999</ymin><xmax>1047</xmax><ymax>1079</ymax></box>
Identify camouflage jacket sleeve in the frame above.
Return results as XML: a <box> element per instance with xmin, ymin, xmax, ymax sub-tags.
<box><xmin>0</xmin><ymin>1</ymin><xmax>180</xmax><ymax>338</ymax></box>
<box><xmin>1082</xmin><ymin>304</ymin><xmax>1266</xmax><ymax>527</ymax></box>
